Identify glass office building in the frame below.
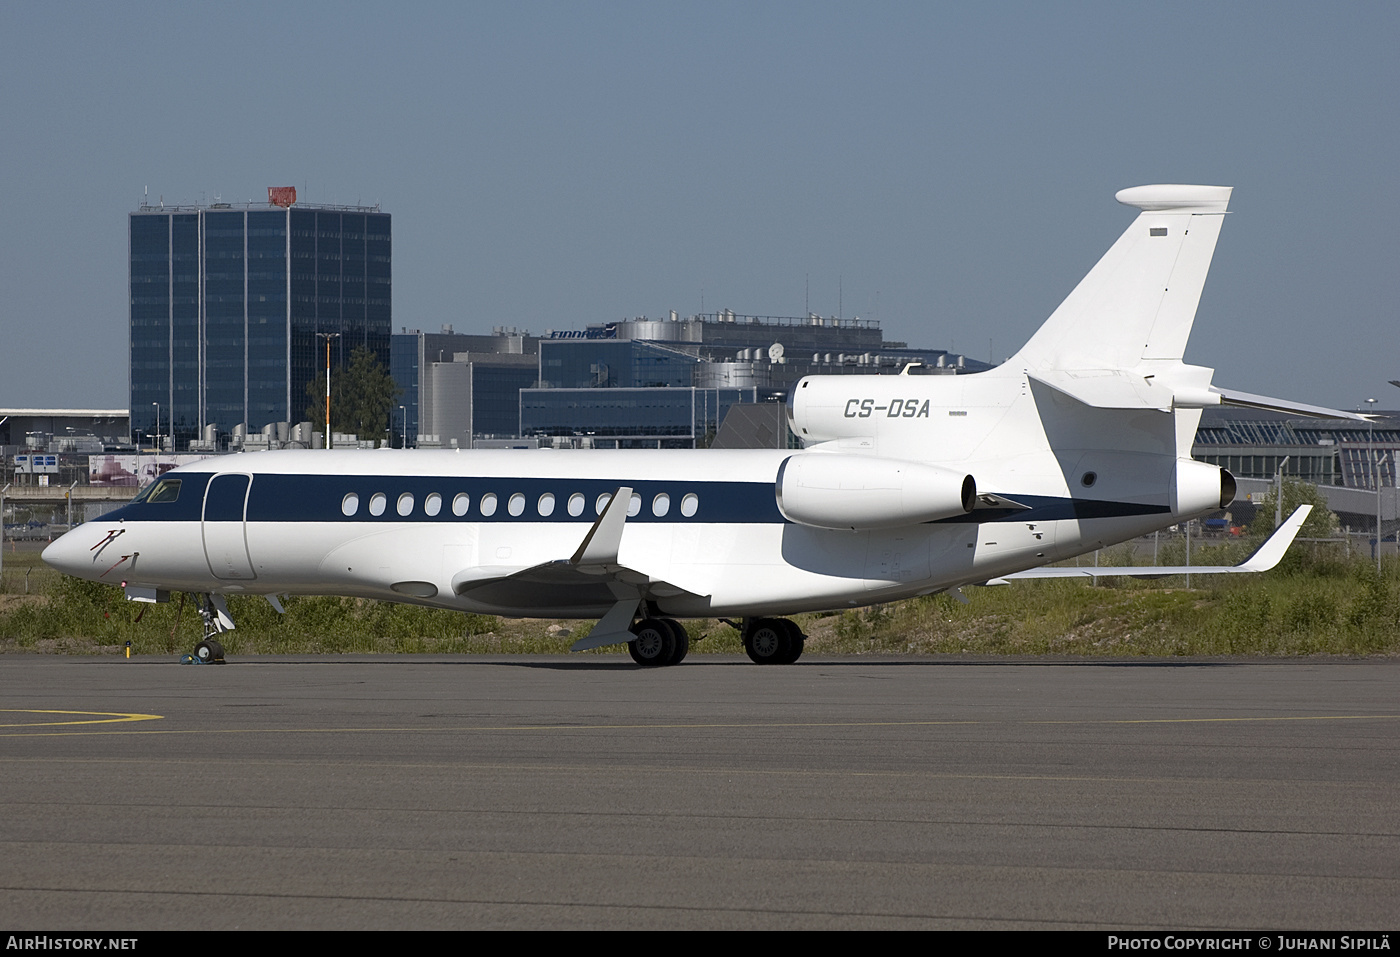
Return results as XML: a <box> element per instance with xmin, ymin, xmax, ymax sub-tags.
<box><xmin>537</xmin><ymin>339</ymin><xmax>698</xmax><ymax>391</ymax></box>
<box><xmin>129</xmin><ymin>201</ymin><xmax>390</xmax><ymax>448</ymax></box>
<box><xmin>520</xmin><ymin>386</ymin><xmax>758</xmax><ymax>448</ymax></box>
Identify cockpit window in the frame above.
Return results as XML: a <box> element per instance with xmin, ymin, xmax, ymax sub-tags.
<box><xmin>145</xmin><ymin>479</ymin><xmax>182</xmax><ymax>504</ymax></box>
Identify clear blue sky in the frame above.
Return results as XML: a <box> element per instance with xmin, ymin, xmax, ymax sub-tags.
<box><xmin>2</xmin><ymin>1</ymin><xmax>1396</xmax><ymax>410</ymax></box>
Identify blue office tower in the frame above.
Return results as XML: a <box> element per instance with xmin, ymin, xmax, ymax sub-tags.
<box><xmin>129</xmin><ymin>196</ymin><xmax>390</xmax><ymax>448</ymax></box>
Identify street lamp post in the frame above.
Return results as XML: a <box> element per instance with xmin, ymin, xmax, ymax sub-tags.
<box><xmin>1274</xmin><ymin>455</ymin><xmax>1290</xmax><ymax>530</ymax></box>
<box><xmin>316</xmin><ymin>332</ymin><xmax>341</xmax><ymax>449</ymax></box>
<box><xmin>1367</xmin><ymin>398</ymin><xmax>1379</xmax><ymax>572</ymax></box>
<box><xmin>0</xmin><ymin>483</ymin><xmax>9</xmax><ymax>586</ymax></box>
<box><xmin>399</xmin><ymin>405</ymin><xmax>406</xmax><ymax>449</ymax></box>
<box><xmin>152</xmin><ymin>402</ymin><xmax>160</xmax><ymax>457</ymax></box>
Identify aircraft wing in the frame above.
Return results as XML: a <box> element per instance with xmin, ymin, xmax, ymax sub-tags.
<box><xmin>992</xmin><ymin>505</ymin><xmax>1311</xmax><ymax>581</ymax></box>
<box><xmin>449</xmin><ymin>486</ymin><xmax>708</xmax><ymax>647</ymax></box>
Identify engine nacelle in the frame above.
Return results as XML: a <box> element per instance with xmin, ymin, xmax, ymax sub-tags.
<box><xmin>1170</xmin><ymin>458</ymin><xmax>1236</xmax><ymax>516</ymax></box>
<box><xmin>776</xmin><ymin>453</ymin><xmax>977</xmax><ymax>531</ymax></box>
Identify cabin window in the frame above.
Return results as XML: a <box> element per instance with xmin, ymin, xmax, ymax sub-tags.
<box><xmin>481</xmin><ymin>493</ymin><xmax>498</xmax><ymax>517</ymax></box>
<box><xmin>568</xmin><ymin>493</ymin><xmax>585</xmax><ymax>517</ymax></box>
<box><xmin>369</xmin><ymin>493</ymin><xmax>387</xmax><ymax>516</ymax></box>
<box><xmin>680</xmin><ymin>492</ymin><xmax>699</xmax><ymax>517</ymax></box>
<box><xmin>538</xmin><ymin>492</ymin><xmax>556</xmax><ymax>517</ymax></box>
<box><xmin>452</xmin><ymin>493</ymin><xmax>470</xmax><ymax>516</ymax></box>
<box><xmin>147</xmin><ymin>479</ymin><xmax>181</xmax><ymax>504</ymax></box>
<box><xmin>628</xmin><ymin>492</ymin><xmax>642</xmax><ymax>517</ymax></box>
<box><xmin>595</xmin><ymin>492</ymin><xmax>612</xmax><ymax>515</ymax></box>
<box><xmin>397</xmin><ymin>493</ymin><xmax>415</xmax><ymax>516</ymax></box>
<box><xmin>424</xmin><ymin>493</ymin><xmax>442</xmax><ymax>517</ymax></box>
<box><xmin>341</xmin><ymin>492</ymin><xmax>359</xmax><ymax>516</ymax></box>
<box><xmin>652</xmin><ymin>493</ymin><xmax>670</xmax><ymax>517</ymax></box>
<box><xmin>508</xmin><ymin>492</ymin><xmax>525</xmax><ymax>516</ymax></box>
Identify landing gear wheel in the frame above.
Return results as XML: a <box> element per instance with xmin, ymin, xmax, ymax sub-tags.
<box><xmin>193</xmin><ymin>638</ymin><xmax>225</xmax><ymax>664</ymax></box>
<box><xmin>744</xmin><ymin>618</ymin><xmax>791</xmax><ymax>665</ymax></box>
<box><xmin>628</xmin><ymin>618</ymin><xmax>676</xmax><ymax>667</ymax></box>
<box><xmin>775</xmin><ymin>618</ymin><xmax>805</xmax><ymax>664</ymax></box>
<box><xmin>662</xmin><ymin>618</ymin><xmax>689</xmax><ymax>665</ymax></box>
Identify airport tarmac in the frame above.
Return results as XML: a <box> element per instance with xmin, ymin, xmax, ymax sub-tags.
<box><xmin>2</xmin><ymin>653</ymin><xmax>1398</xmax><ymax>930</ymax></box>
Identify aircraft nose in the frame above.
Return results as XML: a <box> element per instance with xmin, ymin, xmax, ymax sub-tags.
<box><xmin>42</xmin><ymin>526</ymin><xmax>104</xmax><ymax>580</ymax></box>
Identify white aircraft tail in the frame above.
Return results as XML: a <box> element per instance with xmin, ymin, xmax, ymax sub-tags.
<box><xmin>1011</xmin><ymin>185</ymin><xmax>1232</xmax><ymax>373</ymax></box>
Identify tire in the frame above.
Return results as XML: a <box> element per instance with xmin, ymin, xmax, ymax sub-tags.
<box><xmin>744</xmin><ymin>618</ymin><xmax>790</xmax><ymax>665</ymax></box>
<box><xmin>194</xmin><ymin>638</ymin><xmax>225</xmax><ymax>664</ymax></box>
<box><xmin>662</xmin><ymin>619</ymin><xmax>689</xmax><ymax>666</ymax></box>
<box><xmin>775</xmin><ymin>618</ymin><xmax>805</xmax><ymax>664</ymax></box>
<box><xmin>628</xmin><ymin>618</ymin><xmax>675</xmax><ymax>667</ymax></box>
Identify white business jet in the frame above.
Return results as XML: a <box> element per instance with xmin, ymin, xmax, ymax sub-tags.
<box><xmin>44</xmin><ymin>185</ymin><xmax>1351</xmax><ymax>666</ymax></box>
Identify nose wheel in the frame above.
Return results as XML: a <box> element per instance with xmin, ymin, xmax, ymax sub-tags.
<box><xmin>191</xmin><ymin>594</ymin><xmax>230</xmax><ymax>664</ymax></box>
<box><xmin>193</xmin><ymin>638</ymin><xmax>225</xmax><ymax>663</ymax></box>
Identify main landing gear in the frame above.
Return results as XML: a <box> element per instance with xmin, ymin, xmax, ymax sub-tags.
<box><xmin>741</xmin><ymin>617</ymin><xmax>805</xmax><ymax>665</ymax></box>
<box><xmin>625</xmin><ymin>616</ymin><xmax>806</xmax><ymax>667</ymax></box>
<box><xmin>628</xmin><ymin>617</ymin><xmax>689</xmax><ymax>667</ymax></box>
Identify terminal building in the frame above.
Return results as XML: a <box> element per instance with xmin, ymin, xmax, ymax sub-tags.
<box><xmin>1192</xmin><ymin>406</ymin><xmax>1400</xmax><ymax>536</ymax></box>
<box><xmin>392</xmin><ymin>313</ymin><xmax>990</xmax><ymax>450</ymax></box>
<box><xmin>519</xmin><ymin>313</ymin><xmax>988</xmax><ymax>448</ymax></box>
<box><xmin>129</xmin><ymin>189</ymin><xmax>390</xmax><ymax>449</ymax></box>
<box><xmin>390</xmin><ymin>326</ymin><xmax>539</xmax><ymax>449</ymax></box>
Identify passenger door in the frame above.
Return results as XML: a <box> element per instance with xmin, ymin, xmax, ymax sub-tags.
<box><xmin>203</xmin><ymin>473</ymin><xmax>256</xmax><ymax>580</ymax></box>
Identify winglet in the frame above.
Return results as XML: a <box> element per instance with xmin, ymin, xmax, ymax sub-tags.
<box><xmin>571</xmin><ymin>487</ymin><xmax>632</xmax><ymax>566</ymax></box>
<box><xmin>1236</xmin><ymin>504</ymin><xmax>1311</xmax><ymax>572</ymax></box>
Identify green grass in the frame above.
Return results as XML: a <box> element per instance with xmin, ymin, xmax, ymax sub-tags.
<box><xmin>3</xmin><ymin>539</ymin><xmax>1398</xmax><ymax>657</ymax></box>
<box><xmin>820</xmin><ymin>542</ymin><xmax>1400</xmax><ymax>657</ymax></box>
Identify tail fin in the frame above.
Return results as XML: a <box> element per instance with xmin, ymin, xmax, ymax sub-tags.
<box><xmin>1010</xmin><ymin>185</ymin><xmax>1232</xmax><ymax>372</ymax></box>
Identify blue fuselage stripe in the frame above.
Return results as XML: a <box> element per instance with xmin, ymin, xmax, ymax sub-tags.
<box><xmin>98</xmin><ymin>472</ymin><xmax>1169</xmax><ymax>527</ymax></box>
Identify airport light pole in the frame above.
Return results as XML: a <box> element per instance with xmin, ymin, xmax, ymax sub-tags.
<box><xmin>316</xmin><ymin>332</ymin><xmax>341</xmax><ymax>449</ymax></box>
<box><xmin>399</xmin><ymin>405</ymin><xmax>406</xmax><ymax>449</ymax></box>
<box><xmin>151</xmin><ymin>400</ymin><xmax>160</xmax><ymax>475</ymax></box>
<box><xmin>0</xmin><ymin>483</ymin><xmax>8</xmax><ymax>586</ymax></box>
<box><xmin>1367</xmin><ymin>398</ymin><xmax>1379</xmax><ymax>572</ymax></box>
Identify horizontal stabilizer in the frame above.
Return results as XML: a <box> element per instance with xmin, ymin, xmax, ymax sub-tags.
<box><xmin>994</xmin><ymin>506</ymin><xmax>1311</xmax><ymax>580</ymax></box>
<box><xmin>1028</xmin><ymin>371</ymin><xmax>1169</xmax><ymax>411</ymax></box>
<box><xmin>1215</xmin><ymin>388</ymin><xmax>1368</xmax><ymax>421</ymax></box>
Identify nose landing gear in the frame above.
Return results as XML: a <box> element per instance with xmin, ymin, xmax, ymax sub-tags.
<box><xmin>190</xmin><ymin>594</ymin><xmax>232</xmax><ymax>664</ymax></box>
